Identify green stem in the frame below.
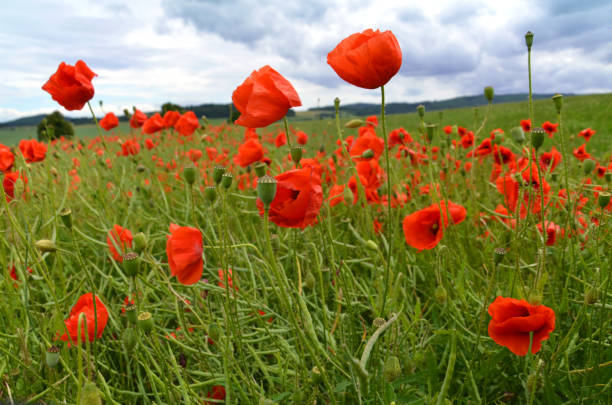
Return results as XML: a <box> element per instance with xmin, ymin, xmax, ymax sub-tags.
<box><xmin>87</xmin><ymin>101</ymin><xmax>109</xmax><ymax>152</ymax></box>
<box><xmin>380</xmin><ymin>85</ymin><xmax>393</xmax><ymax>315</ymax></box>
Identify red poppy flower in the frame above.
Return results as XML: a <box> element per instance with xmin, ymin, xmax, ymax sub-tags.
<box><xmin>350</xmin><ymin>128</ymin><xmax>384</xmax><ymax>161</ymax></box>
<box><xmin>461</xmin><ymin>132</ymin><xmax>474</xmax><ymax>148</ymax></box>
<box><xmin>145</xmin><ymin>138</ymin><xmax>156</xmax><ymax>150</ymax></box>
<box><xmin>443</xmin><ymin>125</ymin><xmax>453</xmax><ymax>135</ymax></box>
<box><xmin>233</xmin><ymin>138</ymin><xmax>265</xmax><ymax>167</ymax></box>
<box><xmin>59</xmin><ymin>293</ymin><xmax>109</xmax><ymax>345</ymax></box>
<box><xmin>142</xmin><ymin>113</ymin><xmax>164</xmax><ymax>134</ymax></box>
<box><xmin>206</xmin><ymin>147</ymin><xmax>218</xmax><ymax>161</ymax></box>
<box><xmin>218</xmin><ymin>268</ymin><xmax>237</xmax><ymax>291</ymax></box>
<box><xmin>204</xmin><ymin>386</ymin><xmax>226</xmax><ymax>405</ymax></box>
<box><xmin>174</xmin><ymin>111</ymin><xmax>200</xmax><ymax>136</ymax></box>
<box><xmin>537</xmin><ymin>221</ymin><xmax>561</xmax><ymax>246</ymax></box>
<box><xmin>257</xmin><ymin>166</ymin><xmax>323</xmax><ymax>229</ymax></box>
<box><xmin>577</xmin><ymin>128</ymin><xmax>596</xmax><ymax>142</ymax></box>
<box><xmin>348</xmin><ymin>159</ymin><xmax>384</xmax><ymax>204</ymax></box>
<box><xmin>296</xmin><ymin>130</ymin><xmax>308</xmax><ymax>145</ymax></box>
<box><xmin>0</xmin><ymin>144</ymin><xmax>15</xmax><ymax>172</ymax></box>
<box><xmin>232</xmin><ymin>65</ymin><xmax>301</xmax><ymax>128</ymax></box>
<box><xmin>275</xmin><ymin>131</ymin><xmax>287</xmax><ymax>147</ymax></box>
<box><xmin>166</xmin><ymin>224</ymin><xmax>203</xmax><ymax>285</ymax></box>
<box><xmin>366</xmin><ymin>115</ymin><xmax>378</xmax><ymax>127</ymax></box>
<box><xmin>539</xmin><ymin>147</ymin><xmax>562</xmax><ymax>173</ymax></box>
<box><xmin>187</xmin><ymin>148</ymin><xmax>203</xmax><ymax>163</ymax></box>
<box><xmin>18</xmin><ymin>139</ymin><xmax>47</xmax><ymax>163</ymax></box>
<box><xmin>3</xmin><ymin>171</ymin><xmax>27</xmax><ymax>202</ymax></box>
<box><xmin>107</xmin><ymin>225</ymin><xmax>133</xmax><ymax>262</ymax></box>
<box><xmin>121</xmin><ymin>139</ymin><xmax>141</xmax><ymax>156</ymax></box>
<box><xmin>163</xmin><ymin>110</ymin><xmax>181</xmax><ymax>128</ymax></box>
<box><xmin>327</xmin><ymin>29</ymin><xmax>402</xmax><ymax>89</ymax></box>
<box><xmin>520</xmin><ymin>119</ymin><xmax>531</xmax><ymax>132</ymax></box>
<box><xmin>99</xmin><ymin>112</ymin><xmax>119</xmax><ymax>131</ymax></box>
<box><xmin>487</xmin><ymin>296</ymin><xmax>555</xmax><ymax>356</ymax></box>
<box><xmin>402</xmin><ymin>200</ymin><xmax>467</xmax><ymax>251</ymax></box>
<box><xmin>573</xmin><ymin>144</ymin><xmax>590</xmax><ymax>161</ymax></box>
<box><xmin>389</xmin><ymin>128</ymin><xmax>412</xmax><ymax>148</ymax></box>
<box><xmin>42</xmin><ymin>60</ymin><xmax>96</xmax><ymax>111</ymax></box>
<box><xmin>541</xmin><ymin>121</ymin><xmax>558</xmax><ymax>137</ymax></box>
<box><xmin>130</xmin><ymin>109</ymin><xmax>147</xmax><ymax>129</ymax></box>
<box><xmin>492</xmin><ymin>145</ymin><xmax>515</xmax><ymax>165</ymax></box>
<box><xmin>327</xmin><ymin>184</ymin><xmax>346</xmax><ymax>207</ymax></box>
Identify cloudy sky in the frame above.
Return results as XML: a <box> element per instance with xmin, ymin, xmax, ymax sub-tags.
<box><xmin>0</xmin><ymin>0</ymin><xmax>611</xmax><ymax>123</ymax></box>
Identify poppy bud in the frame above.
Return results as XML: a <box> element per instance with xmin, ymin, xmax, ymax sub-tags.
<box><xmin>417</xmin><ymin>104</ymin><xmax>425</xmax><ymax>118</ymax></box>
<box><xmin>585</xmin><ymin>287</ymin><xmax>599</xmax><ymax>305</ymax></box>
<box><xmin>303</xmin><ymin>271</ymin><xmax>315</xmax><ymax>289</ymax></box>
<box><xmin>525</xmin><ymin>31</ymin><xmax>534</xmax><ymax>50</ymax></box>
<box><xmin>125</xmin><ymin>303</ymin><xmax>138</xmax><ymax>324</ymax></box>
<box><xmin>531</xmin><ymin>127</ymin><xmax>545</xmax><ymax>150</ymax></box>
<box><xmin>133</xmin><ymin>232</ymin><xmax>147</xmax><ymax>253</ymax></box>
<box><xmin>551</xmin><ymin>94</ymin><xmax>563</xmax><ymax>113</ymax></box>
<box><xmin>484</xmin><ymin>86</ymin><xmax>494</xmax><ymax>102</ymax></box>
<box><xmin>208</xmin><ymin>323</ymin><xmax>221</xmax><ymax>342</ymax></box>
<box><xmin>122</xmin><ymin>252</ymin><xmax>139</xmax><ymax>277</ymax></box>
<box><xmin>425</xmin><ymin>124</ymin><xmax>436</xmax><ymax>143</ymax></box>
<box><xmin>364</xmin><ymin>239</ymin><xmax>378</xmax><ymax>251</ymax></box>
<box><xmin>605</xmin><ymin>172</ymin><xmax>611</xmax><ymax>182</ymax></box>
<box><xmin>598</xmin><ymin>192</ymin><xmax>611</xmax><ymax>209</ymax></box>
<box><xmin>494</xmin><ymin>247</ymin><xmax>507</xmax><ymax>264</ymax></box>
<box><xmin>311</xmin><ymin>365</ymin><xmax>325</xmax><ymax>384</ymax></box>
<box><xmin>550</xmin><ymin>172</ymin><xmax>559</xmax><ymax>182</ymax></box>
<box><xmin>383</xmin><ymin>355</ymin><xmax>401</xmax><ymax>382</ymax></box>
<box><xmin>183</xmin><ymin>166</ymin><xmax>196</xmax><ymax>185</ymax></box>
<box><xmin>334</xmin><ymin>97</ymin><xmax>340</xmax><ymax>110</ymax></box>
<box><xmin>137</xmin><ymin>311</ymin><xmax>154</xmax><ymax>333</ymax></box>
<box><xmin>46</xmin><ymin>345</ymin><xmax>60</xmax><ymax>368</ymax></box>
<box><xmin>257</xmin><ymin>175</ymin><xmax>277</xmax><ymax>208</ymax></box>
<box><xmin>59</xmin><ymin>208</ymin><xmax>72</xmax><ymax>229</ymax></box>
<box><xmin>79</xmin><ymin>381</ymin><xmax>102</xmax><ymax>405</ymax></box>
<box><xmin>583</xmin><ymin>159</ymin><xmax>595</xmax><ymax>176</ymax></box>
<box><xmin>511</xmin><ymin>126</ymin><xmax>526</xmax><ymax>144</ymax></box>
<box><xmin>13</xmin><ymin>177</ymin><xmax>25</xmax><ymax>198</ymax></box>
<box><xmin>434</xmin><ymin>285</ymin><xmax>447</xmax><ymax>304</ymax></box>
<box><xmin>204</xmin><ymin>186</ymin><xmax>217</xmax><ymax>203</ymax></box>
<box><xmin>361</xmin><ymin>149</ymin><xmax>375</xmax><ymax>159</ymax></box>
<box><xmin>345</xmin><ymin>119</ymin><xmax>365</xmax><ymax>128</ymax></box>
<box><xmin>136</xmin><ymin>164</ymin><xmax>146</xmax><ymax>173</ymax></box>
<box><xmin>528</xmin><ymin>291</ymin><xmax>542</xmax><ymax>306</ymax></box>
<box><xmin>254</xmin><ymin>162</ymin><xmax>266</xmax><ymax>177</ymax></box>
<box><xmin>35</xmin><ymin>239</ymin><xmax>57</xmax><ymax>253</ymax></box>
<box><xmin>221</xmin><ymin>173</ymin><xmax>233</xmax><ymax>189</ymax></box>
<box><xmin>122</xmin><ymin>327</ymin><xmax>137</xmax><ymax>352</ymax></box>
<box><xmin>50</xmin><ymin>167</ymin><xmax>59</xmax><ymax>178</ymax></box>
<box><xmin>290</xmin><ymin>145</ymin><xmax>304</xmax><ymax>165</ymax></box>
<box><xmin>212</xmin><ymin>166</ymin><xmax>225</xmax><ymax>184</ymax></box>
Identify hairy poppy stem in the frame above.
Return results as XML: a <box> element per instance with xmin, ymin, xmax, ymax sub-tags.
<box><xmin>87</xmin><ymin>101</ymin><xmax>109</xmax><ymax>152</ymax></box>
<box><xmin>283</xmin><ymin>117</ymin><xmax>292</xmax><ymax>148</ymax></box>
<box><xmin>380</xmin><ymin>85</ymin><xmax>393</xmax><ymax>315</ymax></box>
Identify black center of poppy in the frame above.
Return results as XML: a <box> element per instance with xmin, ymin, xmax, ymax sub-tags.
<box><xmin>290</xmin><ymin>189</ymin><xmax>300</xmax><ymax>200</ymax></box>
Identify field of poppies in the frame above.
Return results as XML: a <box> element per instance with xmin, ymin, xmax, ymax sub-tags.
<box><xmin>1</xmin><ymin>29</ymin><xmax>611</xmax><ymax>404</ymax></box>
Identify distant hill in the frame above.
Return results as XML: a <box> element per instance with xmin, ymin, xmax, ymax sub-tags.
<box><xmin>304</xmin><ymin>93</ymin><xmax>565</xmax><ymax>119</ymax></box>
<box><xmin>0</xmin><ymin>94</ymin><xmax>563</xmax><ymax>128</ymax></box>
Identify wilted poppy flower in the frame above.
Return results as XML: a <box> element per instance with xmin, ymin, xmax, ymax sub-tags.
<box><xmin>163</xmin><ymin>110</ymin><xmax>181</xmax><ymax>128</ymax></box>
<box><xmin>107</xmin><ymin>225</ymin><xmax>133</xmax><ymax>262</ymax></box>
<box><xmin>175</xmin><ymin>111</ymin><xmax>200</xmax><ymax>136</ymax></box>
<box><xmin>232</xmin><ymin>65</ymin><xmax>302</xmax><ymax>128</ymax></box>
<box><xmin>142</xmin><ymin>113</ymin><xmax>165</xmax><ymax>134</ymax></box>
<box><xmin>0</xmin><ymin>144</ymin><xmax>15</xmax><ymax>172</ymax></box>
<box><xmin>130</xmin><ymin>109</ymin><xmax>147</xmax><ymax>128</ymax></box>
<box><xmin>487</xmin><ymin>296</ymin><xmax>555</xmax><ymax>356</ymax></box>
<box><xmin>59</xmin><ymin>293</ymin><xmax>109</xmax><ymax>345</ymax></box>
<box><xmin>233</xmin><ymin>138</ymin><xmax>265</xmax><ymax>167</ymax></box>
<box><xmin>42</xmin><ymin>60</ymin><xmax>96</xmax><ymax>111</ymax></box>
<box><xmin>578</xmin><ymin>128</ymin><xmax>596</xmax><ymax>142</ymax></box>
<box><xmin>327</xmin><ymin>29</ymin><xmax>402</xmax><ymax>89</ymax></box>
<box><xmin>99</xmin><ymin>112</ymin><xmax>119</xmax><ymax>131</ymax></box>
<box><xmin>402</xmin><ymin>200</ymin><xmax>467</xmax><ymax>251</ymax></box>
<box><xmin>18</xmin><ymin>139</ymin><xmax>47</xmax><ymax>163</ymax></box>
<box><xmin>166</xmin><ymin>224</ymin><xmax>203</xmax><ymax>285</ymax></box>
<box><xmin>541</xmin><ymin>121</ymin><xmax>558</xmax><ymax>137</ymax></box>
<box><xmin>3</xmin><ymin>171</ymin><xmax>27</xmax><ymax>202</ymax></box>
<box><xmin>537</xmin><ymin>221</ymin><xmax>561</xmax><ymax>246</ymax></box>
<box><xmin>257</xmin><ymin>166</ymin><xmax>323</xmax><ymax>229</ymax></box>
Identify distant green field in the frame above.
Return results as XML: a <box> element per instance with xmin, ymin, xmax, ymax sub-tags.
<box><xmin>2</xmin><ymin>93</ymin><xmax>610</xmax><ymax>158</ymax></box>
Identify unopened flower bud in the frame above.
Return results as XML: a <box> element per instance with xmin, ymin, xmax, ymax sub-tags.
<box><xmin>257</xmin><ymin>175</ymin><xmax>277</xmax><ymax>208</ymax></box>
<box><xmin>334</xmin><ymin>97</ymin><xmax>340</xmax><ymax>110</ymax></box>
<box><xmin>13</xmin><ymin>178</ymin><xmax>25</xmax><ymax>198</ymax></box>
<box><xmin>598</xmin><ymin>192</ymin><xmax>611</xmax><ymax>208</ymax></box>
<box><xmin>290</xmin><ymin>145</ymin><xmax>303</xmax><ymax>165</ymax></box>
<box><xmin>551</xmin><ymin>94</ymin><xmax>563</xmax><ymax>113</ymax></box>
<box><xmin>136</xmin><ymin>164</ymin><xmax>147</xmax><ymax>173</ymax></box>
<box><xmin>585</xmin><ymin>287</ymin><xmax>599</xmax><ymax>305</ymax></box>
<box><xmin>583</xmin><ymin>159</ymin><xmax>596</xmax><ymax>176</ymax></box>
<box><xmin>528</xmin><ymin>291</ymin><xmax>542</xmax><ymax>306</ymax></box>
<box><xmin>525</xmin><ymin>31</ymin><xmax>534</xmax><ymax>50</ymax></box>
<box><xmin>204</xmin><ymin>186</ymin><xmax>217</xmax><ymax>203</ymax></box>
<box><xmin>434</xmin><ymin>285</ymin><xmax>448</xmax><ymax>304</ymax></box>
<box><xmin>384</xmin><ymin>355</ymin><xmax>402</xmax><ymax>382</ymax></box>
<box><xmin>511</xmin><ymin>126</ymin><xmax>526</xmax><ymax>144</ymax></box>
<box><xmin>35</xmin><ymin>239</ymin><xmax>57</xmax><ymax>253</ymax></box>
<box><xmin>221</xmin><ymin>173</ymin><xmax>233</xmax><ymax>189</ymax></box>
<box><xmin>484</xmin><ymin>86</ymin><xmax>494</xmax><ymax>102</ymax></box>
<box><xmin>531</xmin><ymin>127</ymin><xmax>545</xmax><ymax>150</ymax></box>
<box><xmin>59</xmin><ymin>208</ymin><xmax>72</xmax><ymax>229</ymax></box>
<box><xmin>254</xmin><ymin>162</ymin><xmax>266</xmax><ymax>177</ymax></box>
<box><xmin>46</xmin><ymin>346</ymin><xmax>60</xmax><ymax>368</ymax></box>
<box><xmin>361</xmin><ymin>149</ymin><xmax>375</xmax><ymax>159</ymax></box>
<box><xmin>183</xmin><ymin>165</ymin><xmax>196</xmax><ymax>185</ymax></box>
<box><xmin>138</xmin><ymin>311</ymin><xmax>153</xmax><ymax>333</ymax></box>
<box><xmin>417</xmin><ymin>104</ymin><xmax>425</xmax><ymax>118</ymax></box>
<box><xmin>50</xmin><ymin>167</ymin><xmax>59</xmax><ymax>177</ymax></box>
<box><xmin>212</xmin><ymin>166</ymin><xmax>225</xmax><ymax>185</ymax></box>
<box><xmin>303</xmin><ymin>271</ymin><xmax>315</xmax><ymax>289</ymax></box>
<box><xmin>345</xmin><ymin>119</ymin><xmax>365</xmax><ymax>128</ymax></box>
<box><xmin>208</xmin><ymin>323</ymin><xmax>221</xmax><ymax>342</ymax></box>
<box><xmin>79</xmin><ymin>381</ymin><xmax>102</xmax><ymax>405</ymax></box>
<box><xmin>364</xmin><ymin>239</ymin><xmax>378</xmax><ymax>251</ymax></box>
<box><xmin>425</xmin><ymin>124</ymin><xmax>436</xmax><ymax>143</ymax></box>
<box><xmin>122</xmin><ymin>252</ymin><xmax>139</xmax><ymax>277</ymax></box>
<box><xmin>311</xmin><ymin>365</ymin><xmax>325</xmax><ymax>384</ymax></box>
<box><xmin>133</xmin><ymin>232</ymin><xmax>147</xmax><ymax>253</ymax></box>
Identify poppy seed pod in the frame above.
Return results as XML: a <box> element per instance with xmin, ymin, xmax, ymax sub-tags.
<box><xmin>484</xmin><ymin>86</ymin><xmax>494</xmax><ymax>102</ymax></box>
<box><xmin>46</xmin><ymin>346</ymin><xmax>60</xmax><ymax>368</ymax></box>
<box><xmin>125</xmin><ymin>304</ymin><xmax>138</xmax><ymax>324</ymax></box>
<box><xmin>254</xmin><ymin>162</ymin><xmax>266</xmax><ymax>177</ymax></box>
<box><xmin>183</xmin><ymin>166</ymin><xmax>197</xmax><ymax>185</ymax></box>
<box><xmin>133</xmin><ymin>232</ymin><xmax>147</xmax><ymax>253</ymax></box>
<box><xmin>531</xmin><ymin>127</ymin><xmax>545</xmax><ymax>150</ymax></box>
<box><xmin>417</xmin><ymin>104</ymin><xmax>425</xmax><ymax>118</ymax></box>
<box><xmin>425</xmin><ymin>124</ymin><xmax>436</xmax><ymax>143</ymax></box>
<box><xmin>257</xmin><ymin>175</ymin><xmax>277</xmax><ymax>208</ymax></box>
<box><xmin>494</xmin><ymin>247</ymin><xmax>507</xmax><ymax>264</ymax></box>
<box><xmin>138</xmin><ymin>311</ymin><xmax>154</xmax><ymax>333</ymax></box>
<box><xmin>221</xmin><ymin>173</ymin><xmax>233</xmax><ymax>189</ymax></box>
<box><xmin>510</xmin><ymin>126</ymin><xmax>526</xmax><ymax>144</ymax></box>
<box><xmin>204</xmin><ymin>186</ymin><xmax>217</xmax><ymax>203</ymax></box>
<box><xmin>583</xmin><ymin>159</ymin><xmax>596</xmax><ymax>175</ymax></box>
<box><xmin>597</xmin><ymin>192</ymin><xmax>610</xmax><ymax>209</ymax></box>
<box><xmin>525</xmin><ymin>31</ymin><xmax>534</xmax><ymax>50</ymax></box>
<box><xmin>290</xmin><ymin>145</ymin><xmax>304</xmax><ymax>165</ymax></box>
<box><xmin>59</xmin><ymin>208</ymin><xmax>72</xmax><ymax>229</ymax></box>
<box><xmin>552</xmin><ymin>94</ymin><xmax>563</xmax><ymax>113</ymax></box>
<box><xmin>122</xmin><ymin>252</ymin><xmax>139</xmax><ymax>277</ymax></box>
<box><xmin>212</xmin><ymin>166</ymin><xmax>225</xmax><ymax>184</ymax></box>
